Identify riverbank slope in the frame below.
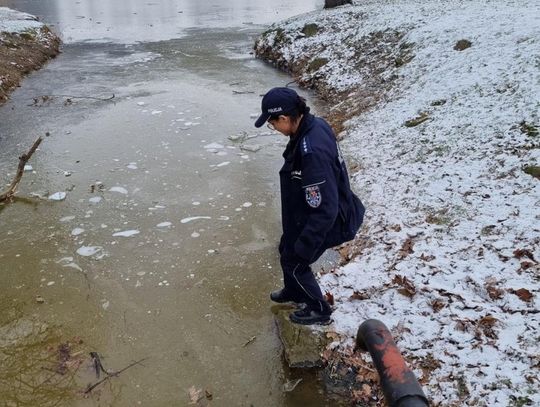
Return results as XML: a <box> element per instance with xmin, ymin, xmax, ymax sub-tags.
<box><xmin>255</xmin><ymin>0</ymin><xmax>539</xmax><ymax>405</ymax></box>
<box><xmin>0</xmin><ymin>7</ymin><xmax>60</xmax><ymax>104</ymax></box>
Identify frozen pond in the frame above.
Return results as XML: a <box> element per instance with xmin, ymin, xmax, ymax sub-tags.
<box><xmin>0</xmin><ymin>0</ymin><xmax>343</xmax><ymax>406</ymax></box>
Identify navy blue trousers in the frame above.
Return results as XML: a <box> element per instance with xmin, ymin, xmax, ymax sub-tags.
<box><xmin>279</xmin><ymin>247</ymin><xmax>332</xmax><ymax>315</ymax></box>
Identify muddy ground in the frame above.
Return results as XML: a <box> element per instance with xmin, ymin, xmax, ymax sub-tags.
<box><xmin>0</xmin><ymin>26</ymin><xmax>60</xmax><ymax>104</ymax></box>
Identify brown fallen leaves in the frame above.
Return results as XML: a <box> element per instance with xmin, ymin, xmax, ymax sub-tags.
<box><xmin>398</xmin><ymin>237</ymin><xmax>415</xmax><ymax>259</ymax></box>
<box><xmin>322</xmin><ymin>346</ymin><xmax>383</xmax><ymax>406</ymax></box>
<box><xmin>324</xmin><ymin>291</ymin><xmax>335</xmax><ymax>306</ymax></box>
<box><xmin>485</xmin><ymin>280</ymin><xmax>505</xmax><ymax>300</ymax></box>
<box><xmin>509</xmin><ymin>288</ymin><xmax>534</xmax><ymax>302</ymax></box>
<box><xmin>476</xmin><ymin>315</ymin><xmax>499</xmax><ymax>340</ymax></box>
<box><xmin>513</xmin><ymin>248</ymin><xmax>536</xmax><ymax>262</ymax></box>
<box><xmin>393</xmin><ymin>275</ymin><xmax>417</xmax><ymax>298</ymax></box>
<box><xmin>350</xmin><ymin>290</ymin><xmax>370</xmax><ymax>301</ymax></box>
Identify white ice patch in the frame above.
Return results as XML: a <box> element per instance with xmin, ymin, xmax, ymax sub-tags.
<box><xmin>89</xmin><ymin>196</ymin><xmax>102</xmax><ymax>204</ymax></box>
<box><xmin>24</xmin><ymin>164</ymin><xmax>33</xmax><ymax>172</ymax></box>
<box><xmin>151</xmin><ymin>110</ymin><xmax>162</xmax><ymax>115</ymax></box>
<box><xmin>76</xmin><ymin>246</ymin><xmax>105</xmax><ymax>259</ymax></box>
<box><xmin>240</xmin><ymin>144</ymin><xmax>261</xmax><ymax>152</ymax></box>
<box><xmin>112</xmin><ymin>230</ymin><xmax>140</xmax><ymax>237</ymax></box>
<box><xmin>191</xmin><ymin>232</ymin><xmax>200</xmax><ymax>238</ymax></box>
<box><xmin>109</xmin><ymin>186</ymin><xmax>128</xmax><ymax>195</ymax></box>
<box><xmin>242</xmin><ymin>202</ymin><xmax>253</xmax><ymax>208</ymax></box>
<box><xmin>180</xmin><ymin>216</ymin><xmax>211</xmax><ymax>224</ymax></box>
<box><xmin>71</xmin><ymin>228</ymin><xmax>85</xmax><ymax>236</ymax></box>
<box><xmin>60</xmin><ymin>216</ymin><xmax>75</xmax><ymax>222</ymax></box>
<box><xmin>127</xmin><ymin>162</ymin><xmax>138</xmax><ymax>170</ymax></box>
<box><xmin>216</xmin><ymin>161</ymin><xmax>230</xmax><ymax>167</ymax></box>
<box><xmin>156</xmin><ymin>222</ymin><xmax>172</xmax><ymax>228</ymax></box>
<box><xmin>204</xmin><ymin>143</ymin><xmax>224</xmax><ymax>150</ymax></box>
<box><xmin>48</xmin><ymin>192</ymin><xmax>66</xmax><ymax>201</ymax></box>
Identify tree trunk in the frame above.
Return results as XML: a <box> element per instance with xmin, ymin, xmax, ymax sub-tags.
<box><xmin>324</xmin><ymin>0</ymin><xmax>352</xmax><ymax>8</ymax></box>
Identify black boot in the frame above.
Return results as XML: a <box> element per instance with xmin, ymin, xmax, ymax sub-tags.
<box><xmin>270</xmin><ymin>289</ymin><xmax>297</xmax><ymax>304</ymax></box>
<box><xmin>289</xmin><ymin>307</ymin><xmax>332</xmax><ymax>325</ymax></box>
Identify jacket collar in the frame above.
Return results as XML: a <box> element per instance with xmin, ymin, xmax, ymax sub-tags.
<box><xmin>283</xmin><ymin>113</ymin><xmax>315</xmax><ymax>159</ymax></box>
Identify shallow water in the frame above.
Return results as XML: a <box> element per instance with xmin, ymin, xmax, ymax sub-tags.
<box><xmin>0</xmin><ymin>1</ymin><xmax>344</xmax><ymax>406</ymax></box>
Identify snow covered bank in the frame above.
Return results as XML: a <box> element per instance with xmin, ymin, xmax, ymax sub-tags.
<box><xmin>0</xmin><ymin>7</ymin><xmax>60</xmax><ymax>104</ymax></box>
<box><xmin>256</xmin><ymin>0</ymin><xmax>539</xmax><ymax>405</ymax></box>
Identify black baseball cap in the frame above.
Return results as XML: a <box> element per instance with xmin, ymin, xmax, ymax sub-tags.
<box><xmin>254</xmin><ymin>87</ymin><xmax>300</xmax><ymax>128</ymax></box>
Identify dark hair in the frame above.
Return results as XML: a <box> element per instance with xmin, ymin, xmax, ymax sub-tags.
<box><xmin>269</xmin><ymin>96</ymin><xmax>310</xmax><ymax>123</ymax></box>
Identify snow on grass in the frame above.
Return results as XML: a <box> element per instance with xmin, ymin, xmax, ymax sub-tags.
<box><xmin>0</xmin><ymin>7</ymin><xmax>43</xmax><ymax>34</ymax></box>
<box><xmin>258</xmin><ymin>0</ymin><xmax>539</xmax><ymax>405</ymax></box>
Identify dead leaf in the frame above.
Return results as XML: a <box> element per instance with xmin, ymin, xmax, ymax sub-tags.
<box><xmin>476</xmin><ymin>315</ymin><xmax>498</xmax><ymax>339</ymax></box>
<box><xmin>390</xmin><ymin>224</ymin><xmax>402</xmax><ymax>232</ymax></box>
<box><xmin>485</xmin><ymin>282</ymin><xmax>504</xmax><ymax>300</ymax></box>
<box><xmin>420</xmin><ymin>253</ymin><xmax>436</xmax><ymax>262</ymax></box>
<box><xmin>324</xmin><ymin>291</ymin><xmax>335</xmax><ymax>306</ymax></box>
<box><xmin>430</xmin><ymin>298</ymin><xmax>446</xmax><ymax>312</ymax></box>
<box><xmin>350</xmin><ymin>290</ymin><xmax>369</xmax><ymax>301</ymax></box>
<box><xmin>509</xmin><ymin>288</ymin><xmax>533</xmax><ymax>302</ymax></box>
<box><xmin>513</xmin><ymin>249</ymin><xmax>535</xmax><ymax>262</ymax></box>
<box><xmin>188</xmin><ymin>386</ymin><xmax>203</xmax><ymax>404</ymax></box>
<box><xmin>352</xmin><ymin>383</ymin><xmax>375</xmax><ymax>403</ymax></box>
<box><xmin>392</xmin><ymin>275</ymin><xmax>416</xmax><ymax>297</ymax></box>
<box><xmin>205</xmin><ymin>390</ymin><xmax>213</xmax><ymax>400</ymax></box>
<box><xmin>283</xmin><ymin>378</ymin><xmax>302</xmax><ymax>392</ymax></box>
<box><xmin>326</xmin><ymin>331</ymin><xmax>340</xmax><ymax>343</ymax></box>
<box><xmin>520</xmin><ymin>261</ymin><xmax>535</xmax><ymax>271</ymax></box>
<box><xmin>398</xmin><ymin>237</ymin><xmax>415</xmax><ymax>259</ymax></box>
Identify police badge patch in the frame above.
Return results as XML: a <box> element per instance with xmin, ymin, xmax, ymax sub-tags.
<box><xmin>305</xmin><ymin>186</ymin><xmax>322</xmax><ymax>208</ymax></box>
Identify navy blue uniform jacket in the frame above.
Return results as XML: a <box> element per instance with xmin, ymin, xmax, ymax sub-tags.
<box><xmin>279</xmin><ymin>113</ymin><xmax>365</xmax><ymax>263</ymax></box>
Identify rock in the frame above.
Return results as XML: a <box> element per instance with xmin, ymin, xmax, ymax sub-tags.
<box><xmin>273</xmin><ymin>306</ymin><xmax>331</xmax><ymax>368</ymax></box>
<box><xmin>324</xmin><ymin>0</ymin><xmax>352</xmax><ymax>9</ymax></box>
<box><xmin>308</xmin><ymin>57</ymin><xmax>329</xmax><ymax>73</ymax></box>
<box><xmin>454</xmin><ymin>39</ymin><xmax>472</xmax><ymax>51</ymax></box>
<box><xmin>302</xmin><ymin>23</ymin><xmax>319</xmax><ymax>37</ymax></box>
<box><xmin>240</xmin><ymin>144</ymin><xmax>261</xmax><ymax>152</ymax></box>
<box><xmin>35</xmin><ymin>296</ymin><xmax>45</xmax><ymax>304</ymax></box>
<box><xmin>404</xmin><ymin>113</ymin><xmax>430</xmax><ymax>127</ymax></box>
<box><xmin>520</xmin><ymin>121</ymin><xmax>538</xmax><ymax>137</ymax></box>
<box><xmin>523</xmin><ymin>165</ymin><xmax>540</xmax><ymax>180</ymax></box>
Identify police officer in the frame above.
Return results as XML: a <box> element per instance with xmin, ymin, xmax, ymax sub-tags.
<box><xmin>254</xmin><ymin>87</ymin><xmax>365</xmax><ymax>325</ymax></box>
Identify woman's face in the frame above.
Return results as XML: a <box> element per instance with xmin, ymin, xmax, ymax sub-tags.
<box><xmin>267</xmin><ymin>115</ymin><xmax>295</xmax><ymax>137</ymax></box>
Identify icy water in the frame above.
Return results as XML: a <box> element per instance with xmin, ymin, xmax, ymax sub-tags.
<box><xmin>0</xmin><ymin>1</ymin><xmax>342</xmax><ymax>406</ymax></box>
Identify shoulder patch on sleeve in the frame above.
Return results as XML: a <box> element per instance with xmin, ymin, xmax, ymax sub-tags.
<box><xmin>300</xmin><ymin>136</ymin><xmax>312</xmax><ymax>156</ymax></box>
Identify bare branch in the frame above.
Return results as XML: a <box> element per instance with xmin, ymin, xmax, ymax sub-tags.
<box><xmin>0</xmin><ymin>136</ymin><xmax>43</xmax><ymax>203</ymax></box>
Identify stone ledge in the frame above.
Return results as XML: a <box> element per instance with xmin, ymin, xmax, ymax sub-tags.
<box><xmin>272</xmin><ymin>305</ymin><xmax>332</xmax><ymax>368</ymax></box>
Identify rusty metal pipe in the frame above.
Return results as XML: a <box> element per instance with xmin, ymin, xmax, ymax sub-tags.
<box><xmin>355</xmin><ymin>319</ymin><xmax>429</xmax><ymax>407</ymax></box>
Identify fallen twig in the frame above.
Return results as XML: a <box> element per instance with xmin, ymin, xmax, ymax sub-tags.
<box><xmin>0</xmin><ymin>136</ymin><xmax>43</xmax><ymax>203</ymax></box>
<box><xmin>242</xmin><ymin>336</ymin><xmax>257</xmax><ymax>347</ymax></box>
<box><xmin>90</xmin><ymin>352</ymin><xmax>109</xmax><ymax>379</ymax></box>
<box><xmin>30</xmin><ymin>94</ymin><xmax>115</xmax><ymax>106</ymax></box>
<box><xmin>84</xmin><ymin>357</ymin><xmax>147</xmax><ymax>394</ymax></box>
<box><xmin>232</xmin><ymin>90</ymin><xmax>255</xmax><ymax>94</ymax></box>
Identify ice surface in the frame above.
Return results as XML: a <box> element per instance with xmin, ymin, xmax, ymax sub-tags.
<box><xmin>112</xmin><ymin>230</ymin><xmax>140</xmax><ymax>237</ymax></box>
